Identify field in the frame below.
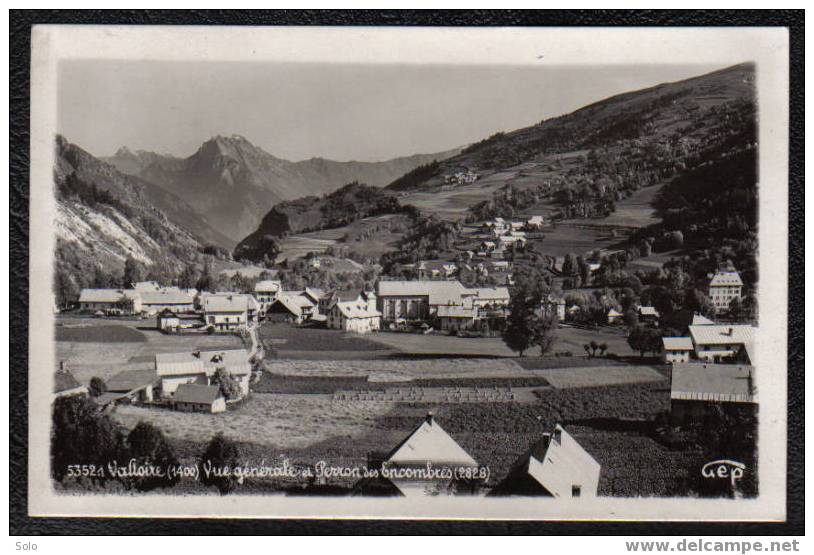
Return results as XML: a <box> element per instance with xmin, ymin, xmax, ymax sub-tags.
<box><xmin>364</xmin><ymin>332</ymin><xmax>517</xmax><ymax>358</ymax></box>
<box><xmin>75</xmin><ymin>312</ymin><xmax>695</xmax><ymax>497</ymax></box>
<box><xmin>260</xmin><ymin>323</ymin><xmax>392</xmax><ymax>357</ymax></box>
<box><xmin>276</xmin><ymin>214</ymin><xmax>409</xmax><ymax>262</ymax></box>
<box><xmin>55</xmin><ymin>316</ymin><xmax>243</xmax><ymax>384</ymax></box>
<box><xmin>111</xmin><ymin>378</ymin><xmax>698</xmax><ymax>496</ymax></box>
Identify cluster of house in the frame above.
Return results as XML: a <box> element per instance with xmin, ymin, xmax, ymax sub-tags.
<box><xmin>354</xmin><ymin>412</ymin><xmax>600</xmax><ymax>498</ymax></box>
<box><xmin>605</xmin><ymin>305</ymin><xmax>661</xmax><ymax>325</ymax></box>
<box><xmin>662</xmin><ymin>319</ymin><xmax>754</xmax><ymax>365</ymax></box>
<box><xmin>78</xmin><ymin>281</ymin><xmax>197</xmax><ymax>316</ymax></box>
<box><xmin>483</xmin><ymin>216</ymin><xmax>546</xmax><ymax>234</ymax></box>
<box><xmin>54</xmin><ymin>348</ymin><xmax>254</xmax><ymax>414</ymax></box>
<box><xmin>443</xmin><ymin>169</ymin><xmax>479</xmax><ymax>186</ymax></box>
<box><xmin>657</xmin><ymin>287</ymin><xmax>757</xmax><ymax>427</ymax></box>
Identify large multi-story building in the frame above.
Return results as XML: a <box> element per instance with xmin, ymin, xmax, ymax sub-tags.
<box><xmin>707</xmin><ymin>270</ymin><xmax>743</xmax><ymax>314</ymax></box>
<box><xmin>376</xmin><ymin>280</ymin><xmax>477</xmax><ymax>323</ymax></box>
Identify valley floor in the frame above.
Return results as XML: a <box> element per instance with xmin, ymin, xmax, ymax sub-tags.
<box><xmin>54</xmin><ymin>317</ymin><xmax>706</xmax><ymax>497</ymax></box>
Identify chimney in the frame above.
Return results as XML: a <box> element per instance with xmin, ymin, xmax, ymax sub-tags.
<box><xmin>426</xmin><ymin>411</ymin><xmax>434</xmax><ymax>425</ymax></box>
<box><xmin>192</xmin><ymin>350</ymin><xmax>201</xmax><ymax>358</ymax></box>
<box><xmin>553</xmin><ymin>426</ymin><xmax>562</xmax><ymax>444</ymax></box>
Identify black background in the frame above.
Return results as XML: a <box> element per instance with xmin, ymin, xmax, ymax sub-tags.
<box><xmin>9</xmin><ymin>9</ymin><xmax>804</xmax><ymax>536</ymax></box>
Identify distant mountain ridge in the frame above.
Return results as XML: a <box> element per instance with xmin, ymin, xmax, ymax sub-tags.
<box><xmin>103</xmin><ymin>135</ymin><xmax>460</xmax><ymax>241</ymax></box>
<box><xmin>386</xmin><ymin>63</ymin><xmax>756</xmax><ymax>192</ymax></box>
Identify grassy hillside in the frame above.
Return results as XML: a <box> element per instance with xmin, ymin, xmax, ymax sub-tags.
<box><xmin>392</xmin><ymin>63</ymin><xmax>756</xmax><ymax>224</ymax></box>
<box><xmin>233</xmin><ymin>182</ymin><xmax>409</xmax><ymax>263</ymax></box>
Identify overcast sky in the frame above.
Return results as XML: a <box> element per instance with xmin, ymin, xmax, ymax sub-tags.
<box><xmin>58</xmin><ymin>61</ymin><xmax>725</xmax><ymax>162</ymax></box>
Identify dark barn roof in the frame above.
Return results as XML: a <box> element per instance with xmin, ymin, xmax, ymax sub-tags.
<box><xmin>173</xmin><ymin>384</ymin><xmax>222</xmax><ymax>405</ymax></box>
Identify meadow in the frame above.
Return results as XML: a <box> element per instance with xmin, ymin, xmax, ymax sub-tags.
<box><xmin>55</xmin><ymin>316</ymin><xmax>243</xmax><ymax>384</ymax></box>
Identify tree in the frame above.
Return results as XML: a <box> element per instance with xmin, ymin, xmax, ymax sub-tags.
<box><xmin>211</xmin><ymin>368</ymin><xmax>242</xmax><ymax>401</ymax></box>
<box><xmin>196</xmin><ymin>259</ymin><xmax>215</xmax><ymax>292</ymax></box>
<box><xmin>199</xmin><ymin>433</ymin><xmax>242</xmax><ymax>495</ymax></box>
<box><xmin>51</xmin><ymin>395</ymin><xmax>126</xmax><ymax>483</ymax></box>
<box><xmin>178</xmin><ymin>264</ymin><xmax>200</xmax><ymax>290</ymax></box>
<box><xmin>122</xmin><ymin>256</ymin><xmax>145</xmax><ymax>288</ymax></box>
<box><xmin>532</xmin><ymin>312</ymin><xmax>557</xmax><ymax>357</ymax></box>
<box><xmin>561</xmin><ymin>253</ymin><xmax>576</xmax><ymax>276</ymax></box>
<box><xmin>577</xmin><ymin>256</ymin><xmax>591</xmax><ymax>286</ymax></box>
<box><xmin>126</xmin><ymin>422</ymin><xmax>180</xmax><ymax>491</ymax></box>
<box><xmin>502</xmin><ymin>282</ymin><xmax>539</xmax><ymax>358</ymax></box>
<box><xmin>599</xmin><ymin>343</ymin><xmax>608</xmax><ymax>357</ymax></box>
<box><xmin>684</xmin><ymin>288</ymin><xmax>716</xmax><ymax>318</ymax></box>
<box><xmin>92</xmin><ymin>266</ymin><xmax>114</xmax><ymax>288</ymax></box>
<box><xmin>589</xmin><ymin>340</ymin><xmax>599</xmax><ymax>357</ymax></box>
<box><xmin>54</xmin><ymin>269</ymin><xmax>79</xmax><ymax>309</ymax></box>
<box><xmin>623</xmin><ymin>308</ymin><xmax>640</xmax><ymax>328</ymax></box>
<box><xmin>89</xmin><ymin>376</ymin><xmax>107</xmax><ymax>398</ymax></box>
<box><xmin>627</xmin><ymin>325</ymin><xmax>661</xmax><ymax>358</ymax></box>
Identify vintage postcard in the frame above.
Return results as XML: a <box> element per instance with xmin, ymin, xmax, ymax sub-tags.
<box><xmin>27</xmin><ymin>25</ymin><xmax>789</xmax><ymax>520</ymax></box>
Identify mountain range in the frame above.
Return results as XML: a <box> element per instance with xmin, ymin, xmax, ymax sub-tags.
<box><xmin>54</xmin><ymin>135</ymin><xmax>220</xmax><ymax>299</ymax></box>
<box><xmin>54</xmin><ymin>63</ymin><xmax>757</xmax><ymax>302</ymax></box>
<box><xmin>103</xmin><ymin>136</ymin><xmax>460</xmax><ymax>242</ymax></box>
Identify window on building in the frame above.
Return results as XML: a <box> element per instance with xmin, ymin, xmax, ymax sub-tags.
<box><xmin>572</xmin><ymin>485</ymin><xmax>581</xmax><ymax>498</ymax></box>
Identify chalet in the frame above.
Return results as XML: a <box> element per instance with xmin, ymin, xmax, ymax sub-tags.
<box><xmin>139</xmin><ymin>289</ymin><xmax>196</xmax><ymax>314</ymax></box>
<box><xmin>266</xmin><ymin>292</ymin><xmax>316</xmax><ymax>325</ymax></box>
<box><xmin>303</xmin><ymin>287</ymin><xmax>325</xmax><ymax>306</ymax></box>
<box><xmin>670</xmin><ymin>363</ymin><xmax>757</xmax><ymax>426</ymax></box>
<box><xmin>488</xmin><ymin>425</ymin><xmax>601</xmax><ymax>498</ymax></box>
<box><xmin>637</xmin><ymin>306</ymin><xmax>660</xmax><ymax>325</ymax></box>
<box><xmin>254</xmin><ymin>279</ymin><xmax>282</xmax><ymax>309</ymax></box>
<box><xmin>97</xmin><ymin>368</ymin><xmax>160</xmax><ymax>406</ymax></box>
<box><xmin>689</xmin><ymin>324</ymin><xmax>756</xmax><ymax>363</ymax></box>
<box><xmin>498</xmin><ymin>234</ymin><xmax>526</xmax><ymax>248</ymax></box>
<box><xmin>202</xmin><ymin>293</ymin><xmax>259</xmax><ymax>331</ymax></box>
<box><xmin>355</xmin><ymin>413</ymin><xmax>481</xmax><ymax>497</ymax></box>
<box><xmin>78</xmin><ymin>289</ymin><xmax>142</xmax><ymax>314</ymax></box>
<box><xmin>437</xmin><ymin>305</ymin><xmax>477</xmax><ymax>331</ymax></box>
<box><xmin>662</xmin><ymin>337</ymin><xmax>694</xmax><ymax>364</ymax></box>
<box><xmin>326</xmin><ymin>291</ymin><xmax>381</xmax><ymax>334</ymax></box>
<box><xmin>156</xmin><ymin>309</ymin><xmax>204</xmax><ymax>332</ymax></box>
<box><xmin>171</xmin><ymin>384</ymin><xmax>226</xmax><ymax>414</ymax></box>
<box><xmin>606</xmin><ymin>308</ymin><xmax>623</xmax><ymax>325</ymax></box>
<box><xmin>53</xmin><ymin>364</ymin><xmax>88</xmax><ymax>399</ymax></box>
<box><xmin>155</xmin><ymin>348</ymin><xmax>252</xmax><ymax>397</ymax></box>
<box><xmin>490</xmin><ymin>260</ymin><xmax>510</xmax><ymax>271</ymax></box>
<box><xmin>376</xmin><ymin>280</ymin><xmax>477</xmax><ymax>323</ymax></box>
<box><xmin>472</xmin><ymin>287</ymin><xmax>511</xmax><ymax>309</ymax></box>
<box><xmin>707</xmin><ymin>270</ymin><xmax>743</xmax><ymax>314</ymax></box>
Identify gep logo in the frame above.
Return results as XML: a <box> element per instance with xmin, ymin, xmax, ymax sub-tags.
<box><xmin>701</xmin><ymin>460</ymin><xmax>746</xmax><ymax>486</ymax></box>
